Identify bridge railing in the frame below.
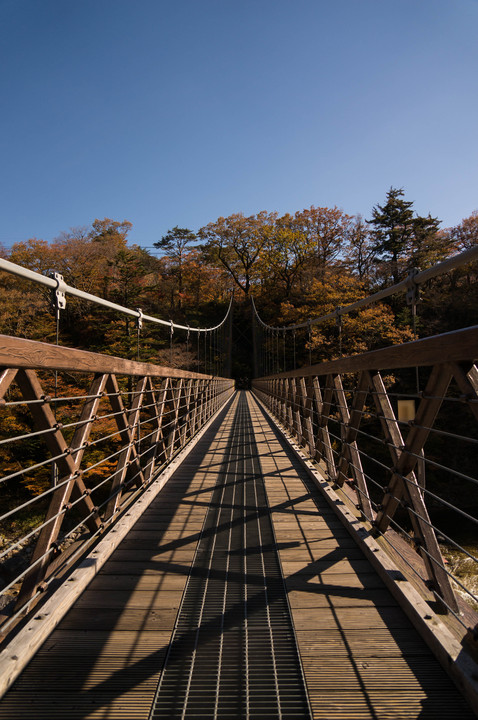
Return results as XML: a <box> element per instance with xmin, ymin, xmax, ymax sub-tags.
<box><xmin>253</xmin><ymin>325</ymin><xmax>478</xmax><ymax>634</ymax></box>
<box><xmin>0</xmin><ymin>334</ymin><xmax>234</xmax><ymax>637</ymax></box>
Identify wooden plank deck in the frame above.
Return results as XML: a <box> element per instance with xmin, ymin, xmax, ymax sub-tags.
<box><xmin>0</xmin><ymin>391</ymin><xmax>475</xmax><ymax>719</ymax></box>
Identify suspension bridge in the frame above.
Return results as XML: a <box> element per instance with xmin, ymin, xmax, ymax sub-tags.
<box><xmin>0</xmin><ymin>252</ymin><xmax>477</xmax><ymax>719</ymax></box>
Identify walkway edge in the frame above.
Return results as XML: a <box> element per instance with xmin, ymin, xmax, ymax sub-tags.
<box><xmin>253</xmin><ymin>393</ymin><xmax>478</xmax><ymax>717</ymax></box>
<box><xmin>0</xmin><ymin>391</ymin><xmax>236</xmax><ymax>700</ymax></box>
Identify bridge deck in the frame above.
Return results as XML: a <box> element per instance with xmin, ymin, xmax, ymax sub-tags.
<box><xmin>0</xmin><ymin>392</ymin><xmax>474</xmax><ymax>719</ymax></box>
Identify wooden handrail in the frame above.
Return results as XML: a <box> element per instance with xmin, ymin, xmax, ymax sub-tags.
<box><xmin>256</xmin><ymin>325</ymin><xmax>478</xmax><ymax>378</ymax></box>
<box><xmin>0</xmin><ymin>334</ymin><xmax>216</xmax><ymax>379</ymax></box>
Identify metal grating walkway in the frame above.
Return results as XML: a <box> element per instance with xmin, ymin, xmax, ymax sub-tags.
<box><xmin>0</xmin><ymin>392</ymin><xmax>475</xmax><ymax>719</ymax></box>
<box><xmin>149</xmin><ymin>395</ymin><xmax>311</xmax><ymax>719</ymax></box>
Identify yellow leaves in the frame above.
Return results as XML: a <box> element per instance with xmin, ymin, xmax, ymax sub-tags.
<box><xmin>9</xmin><ymin>238</ymin><xmax>55</xmax><ymax>273</ymax></box>
<box><xmin>260</xmin><ymin>272</ymin><xmax>416</xmax><ymax>365</ymax></box>
<box><xmin>342</xmin><ymin>305</ymin><xmax>414</xmax><ymax>356</ymax></box>
<box><xmin>21</xmin><ymin>476</ymin><xmax>50</xmax><ymax>497</ymax></box>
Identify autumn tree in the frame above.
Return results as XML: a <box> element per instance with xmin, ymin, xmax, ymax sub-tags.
<box><xmin>416</xmin><ymin>211</ymin><xmax>478</xmax><ymax>335</ymax></box>
<box><xmin>2</xmin><ymin>239</ymin><xmax>57</xmax><ymax>340</ymax></box>
<box><xmin>154</xmin><ymin>227</ymin><xmax>197</xmax><ymax>310</ymax></box>
<box><xmin>52</xmin><ymin>227</ymin><xmax>109</xmax><ymax>295</ymax></box>
<box><xmin>90</xmin><ymin>218</ymin><xmax>132</xmax><ymax>247</ymax></box>
<box><xmin>344</xmin><ymin>215</ymin><xmax>375</xmax><ymax>284</ymax></box>
<box><xmin>271</xmin><ymin>267</ymin><xmax>414</xmax><ymax>365</ymax></box>
<box><xmin>199</xmin><ymin>212</ymin><xmax>276</xmax><ymax>295</ymax></box>
<box><xmin>108</xmin><ymin>246</ymin><xmax>152</xmax><ymax>307</ymax></box>
<box><xmin>8</xmin><ymin>238</ymin><xmax>55</xmax><ymax>273</ymax></box>
<box><xmin>258</xmin><ymin>213</ymin><xmax>312</xmax><ymax>299</ymax></box>
<box><xmin>449</xmin><ymin>210</ymin><xmax>478</xmax><ymax>251</ymax></box>
<box><xmin>409</xmin><ymin>213</ymin><xmax>444</xmax><ymax>269</ymax></box>
<box><xmin>88</xmin><ymin>218</ymin><xmax>132</xmax><ymax>299</ymax></box>
<box><xmin>180</xmin><ymin>248</ymin><xmax>230</xmax><ymax>308</ymax></box>
<box><xmin>293</xmin><ymin>206</ymin><xmax>353</xmax><ymax>282</ymax></box>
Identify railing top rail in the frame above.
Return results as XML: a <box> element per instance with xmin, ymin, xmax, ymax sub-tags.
<box><xmin>255</xmin><ymin>324</ymin><xmax>478</xmax><ymax>379</ymax></box>
<box><xmin>0</xmin><ymin>257</ymin><xmax>233</xmax><ymax>334</ymax></box>
<box><xmin>252</xmin><ymin>244</ymin><xmax>478</xmax><ymax>332</ymax></box>
<box><xmin>0</xmin><ymin>334</ymin><xmax>226</xmax><ymax>379</ymax></box>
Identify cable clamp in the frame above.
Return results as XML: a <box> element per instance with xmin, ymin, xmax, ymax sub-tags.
<box><xmin>49</xmin><ymin>271</ymin><xmax>67</xmax><ymax>311</ymax></box>
<box><xmin>406</xmin><ymin>267</ymin><xmax>420</xmax><ymax>306</ymax></box>
<box><xmin>136</xmin><ymin>308</ymin><xmax>143</xmax><ymax>330</ymax></box>
<box><xmin>335</xmin><ymin>307</ymin><xmax>342</xmax><ymax>328</ymax></box>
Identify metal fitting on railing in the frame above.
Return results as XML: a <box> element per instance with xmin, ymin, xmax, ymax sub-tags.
<box><xmin>49</xmin><ymin>271</ymin><xmax>67</xmax><ymax>311</ymax></box>
<box><xmin>136</xmin><ymin>307</ymin><xmax>143</xmax><ymax>330</ymax></box>
<box><xmin>406</xmin><ymin>267</ymin><xmax>420</xmax><ymax>307</ymax></box>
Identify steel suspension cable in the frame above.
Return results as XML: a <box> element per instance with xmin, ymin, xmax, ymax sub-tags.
<box><xmin>0</xmin><ymin>257</ymin><xmax>234</xmax><ymax>335</ymax></box>
<box><xmin>251</xmin><ymin>244</ymin><xmax>478</xmax><ymax>333</ymax></box>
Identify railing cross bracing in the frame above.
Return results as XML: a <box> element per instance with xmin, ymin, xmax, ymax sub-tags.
<box><xmin>251</xmin><ymin>243</ymin><xmax>478</xmax><ymax>637</ymax></box>
<box><xmin>0</xmin><ymin>338</ymin><xmax>234</xmax><ymax>638</ymax></box>
<box><xmin>252</xmin><ymin>327</ymin><xmax>478</xmax><ymax>635</ymax></box>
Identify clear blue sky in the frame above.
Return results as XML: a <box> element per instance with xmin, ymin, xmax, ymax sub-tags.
<box><xmin>1</xmin><ymin>0</ymin><xmax>477</xmax><ymax>250</ymax></box>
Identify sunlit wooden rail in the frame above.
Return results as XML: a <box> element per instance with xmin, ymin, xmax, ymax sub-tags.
<box><xmin>1</xmin><ymin>391</ymin><xmax>476</xmax><ymax>719</ymax></box>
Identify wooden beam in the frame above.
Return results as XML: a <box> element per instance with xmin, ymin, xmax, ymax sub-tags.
<box><xmin>312</xmin><ymin>376</ymin><xmax>337</xmax><ymax>481</ymax></box>
<box><xmin>0</xmin><ymin>368</ymin><xmax>18</xmax><ymax>398</ymax></box>
<box><xmin>103</xmin><ymin>374</ymin><xmax>146</xmax><ymax>520</ymax></box>
<box><xmin>333</xmin><ymin>372</ymin><xmax>373</xmax><ymax>521</ymax></box>
<box><xmin>374</xmin><ymin>364</ymin><xmax>453</xmax><ymax>531</ymax></box>
<box><xmin>14</xmin><ymin>369</ymin><xmax>100</xmax><ymax>531</ymax></box>
<box><xmin>369</xmin><ymin>369</ymin><xmax>458</xmax><ymax>612</ymax></box>
<box><xmin>14</xmin><ymin>370</ymin><xmax>104</xmax><ymax>607</ymax></box>
<box><xmin>104</xmin><ymin>375</ymin><xmax>148</xmax><ymax>520</ymax></box>
<box><xmin>259</xmin><ymin>325</ymin><xmax>478</xmax><ymax>379</ymax></box>
<box><xmin>0</xmin><ymin>334</ymin><xmax>216</xmax><ymax>379</ymax></box>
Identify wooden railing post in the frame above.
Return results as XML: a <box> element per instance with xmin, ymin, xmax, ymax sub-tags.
<box><xmin>14</xmin><ymin>372</ymin><xmax>107</xmax><ymax>608</ymax></box>
<box><xmin>369</xmin><ymin>368</ymin><xmax>458</xmax><ymax>612</ymax></box>
<box><xmin>333</xmin><ymin>372</ymin><xmax>373</xmax><ymax>521</ymax></box>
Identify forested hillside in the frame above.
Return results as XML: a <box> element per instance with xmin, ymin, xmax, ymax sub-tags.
<box><xmin>1</xmin><ymin>188</ymin><xmax>477</xmax><ymax>376</ymax></box>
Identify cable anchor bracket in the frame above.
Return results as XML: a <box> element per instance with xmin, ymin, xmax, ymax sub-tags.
<box><xmin>136</xmin><ymin>308</ymin><xmax>143</xmax><ymax>330</ymax></box>
<box><xmin>335</xmin><ymin>306</ymin><xmax>342</xmax><ymax>328</ymax></box>
<box><xmin>406</xmin><ymin>267</ymin><xmax>420</xmax><ymax>307</ymax></box>
<box><xmin>49</xmin><ymin>272</ymin><xmax>67</xmax><ymax>312</ymax></box>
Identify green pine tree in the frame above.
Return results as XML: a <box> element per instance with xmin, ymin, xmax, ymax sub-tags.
<box><xmin>368</xmin><ymin>187</ymin><xmax>415</xmax><ymax>283</ymax></box>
